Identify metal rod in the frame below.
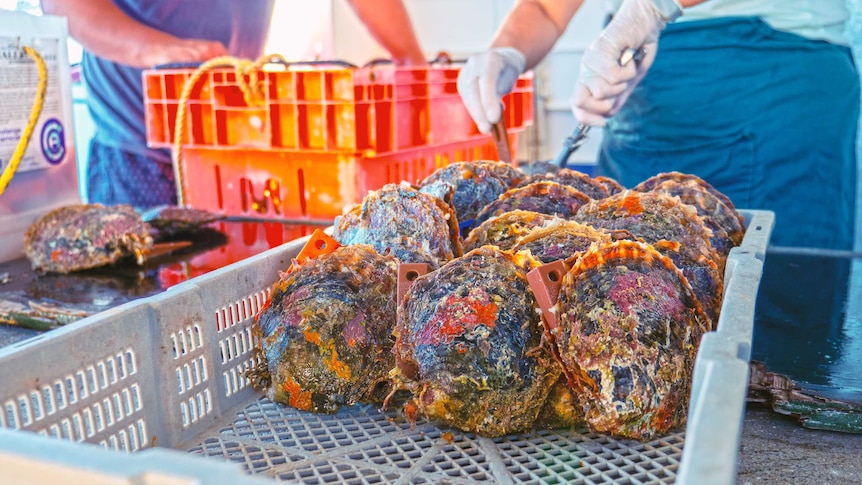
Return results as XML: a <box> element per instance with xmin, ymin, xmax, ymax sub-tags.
<box><xmin>766</xmin><ymin>246</ymin><xmax>862</xmax><ymax>259</ymax></box>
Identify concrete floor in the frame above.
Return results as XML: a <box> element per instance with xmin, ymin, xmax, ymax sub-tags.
<box><xmin>737</xmin><ymin>405</ymin><xmax>862</xmax><ymax>485</ymax></box>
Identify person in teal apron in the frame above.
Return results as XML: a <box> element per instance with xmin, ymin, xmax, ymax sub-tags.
<box><xmin>458</xmin><ymin>0</ymin><xmax>859</xmax><ymax>381</ymax></box>
<box><xmin>592</xmin><ymin>15</ymin><xmax>859</xmax><ymax>379</ymax></box>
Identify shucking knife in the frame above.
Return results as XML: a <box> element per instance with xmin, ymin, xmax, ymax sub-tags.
<box><xmin>491</xmin><ymin>104</ymin><xmax>513</xmax><ymax>165</ymax></box>
<box><xmin>553</xmin><ymin>47</ymin><xmax>645</xmax><ymax>168</ymax></box>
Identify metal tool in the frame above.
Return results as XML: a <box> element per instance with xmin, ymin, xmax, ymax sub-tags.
<box><xmin>147</xmin><ymin>240</ymin><xmax>194</xmax><ymax>260</ymax></box>
<box><xmin>553</xmin><ymin>47</ymin><xmax>644</xmax><ymax>168</ymax></box>
<box><xmin>491</xmin><ymin>107</ymin><xmax>513</xmax><ymax>165</ymax></box>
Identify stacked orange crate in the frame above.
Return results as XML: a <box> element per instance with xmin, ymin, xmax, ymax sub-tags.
<box><xmin>143</xmin><ymin>63</ymin><xmax>533</xmax><ymax>221</ymax></box>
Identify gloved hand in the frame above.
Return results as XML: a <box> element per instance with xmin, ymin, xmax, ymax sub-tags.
<box><xmin>457</xmin><ymin>47</ymin><xmax>527</xmax><ymax>134</ymax></box>
<box><xmin>572</xmin><ymin>0</ymin><xmax>682</xmax><ymax>126</ymax></box>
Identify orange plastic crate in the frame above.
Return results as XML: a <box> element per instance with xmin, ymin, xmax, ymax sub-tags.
<box><xmin>177</xmin><ymin>134</ymin><xmax>519</xmax><ymax>220</ymax></box>
<box><xmin>143</xmin><ymin>64</ymin><xmax>533</xmax><ymax>153</ymax></box>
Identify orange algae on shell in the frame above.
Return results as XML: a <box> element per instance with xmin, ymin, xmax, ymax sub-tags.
<box><xmin>257</xmin><ymin>244</ymin><xmax>398</xmax><ymax>413</ymax></box>
<box><xmin>282</xmin><ymin>375</ymin><xmax>313</xmax><ymax>411</ymax></box>
<box><xmin>393</xmin><ymin>246</ymin><xmax>559</xmax><ymax>437</ymax></box>
<box><xmin>574</xmin><ymin>190</ymin><xmax>723</xmax><ymax>327</ymax></box>
<box><xmin>554</xmin><ymin>240</ymin><xmax>709</xmax><ymax>440</ymax></box>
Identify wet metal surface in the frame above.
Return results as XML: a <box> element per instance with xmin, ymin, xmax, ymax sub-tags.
<box><xmin>751</xmin><ymin>250</ymin><xmax>862</xmax><ymax>405</ymax></box>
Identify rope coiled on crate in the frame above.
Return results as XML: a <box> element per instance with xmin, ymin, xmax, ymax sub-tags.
<box><xmin>0</xmin><ymin>46</ymin><xmax>48</xmax><ymax>196</ymax></box>
<box><xmin>171</xmin><ymin>54</ymin><xmax>288</xmax><ymax>206</ymax></box>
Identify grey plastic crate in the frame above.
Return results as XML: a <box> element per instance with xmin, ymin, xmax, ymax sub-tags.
<box><xmin>0</xmin><ymin>210</ymin><xmax>773</xmax><ymax>485</ymax></box>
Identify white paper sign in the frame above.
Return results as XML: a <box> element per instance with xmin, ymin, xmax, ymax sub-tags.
<box><xmin>0</xmin><ymin>35</ymin><xmax>68</xmax><ymax>172</ymax></box>
<box><xmin>0</xmin><ymin>11</ymin><xmax>79</xmax><ymax>265</ymax></box>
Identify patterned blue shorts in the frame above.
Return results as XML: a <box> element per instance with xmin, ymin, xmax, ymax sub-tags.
<box><xmin>86</xmin><ymin>140</ymin><xmax>177</xmax><ymax>210</ymax></box>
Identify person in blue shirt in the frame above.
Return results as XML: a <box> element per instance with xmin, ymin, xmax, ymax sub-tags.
<box><xmin>459</xmin><ymin>0</ymin><xmax>859</xmax><ymax>377</ymax></box>
<box><xmin>41</xmin><ymin>0</ymin><xmax>426</xmax><ymax>210</ymax></box>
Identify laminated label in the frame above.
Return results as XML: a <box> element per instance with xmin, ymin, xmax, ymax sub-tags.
<box><xmin>0</xmin><ymin>36</ymin><xmax>67</xmax><ymax>173</ymax></box>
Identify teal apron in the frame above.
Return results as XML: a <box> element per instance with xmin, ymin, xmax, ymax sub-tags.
<box><xmin>598</xmin><ymin>17</ymin><xmax>860</xmax><ymax>380</ymax></box>
<box><xmin>599</xmin><ymin>16</ymin><xmax>858</xmax><ymax>250</ymax></box>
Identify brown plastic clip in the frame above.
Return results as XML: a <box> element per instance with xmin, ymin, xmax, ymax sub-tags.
<box><xmin>397</xmin><ymin>263</ymin><xmax>431</xmax><ymax>304</ymax></box>
<box><xmin>526</xmin><ymin>260</ymin><xmax>567</xmax><ymax>334</ymax></box>
<box><xmin>528</xmin><ymin>259</ymin><xmax>582</xmax><ymax>390</ymax></box>
<box><xmin>287</xmin><ymin>229</ymin><xmax>341</xmax><ymax>273</ymax></box>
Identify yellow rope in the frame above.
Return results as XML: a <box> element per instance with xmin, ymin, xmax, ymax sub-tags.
<box><xmin>0</xmin><ymin>46</ymin><xmax>48</xmax><ymax>195</ymax></box>
<box><xmin>171</xmin><ymin>54</ymin><xmax>288</xmax><ymax>206</ymax></box>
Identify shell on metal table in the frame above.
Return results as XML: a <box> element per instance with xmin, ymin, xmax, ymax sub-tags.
<box><xmin>573</xmin><ymin>190</ymin><xmax>723</xmax><ymax>327</ymax></box>
<box><xmin>471</xmin><ymin>181</ymin><xmax>591</xmax><ymax>232</ymax></box>
<box><xmin>24</xmin><ymin>204</ymin><xmax>154</xmax><ymax>274</ymax></box>
<box><xmin>333</xmin><ymin>182</ymin><xmax>462</xmax><ymax>269</ymax></box>
<box><xmin>256</xmin><ymin>244</ymin><xmax>399</xmax><ymax>413</ymax></box>
<box><xmin>516</xmin><ymin>168</ymin><xmax>610</xmax><ymax>200</ymax></box>
<box><xmin>418</xmin><ymin>160</ymin><xmax>524</xmax><ymax>224</ymax></box>
<box><xmin>463</xmin><ymin>210</ymin><xmax>557</xmax><ymax>252</ymax></box>
<box><xmin>392</xmin><ymin>246</ymin><xmax>559</xmax><ymax>437</ymax></box>
<box><xmin>140</xmin><ymin>205</ymin><xmax>225</xmax><ymax>241</ymax></box>
<box><xmin>554</xmin><ymin>240</ymin><xmax>709</xmax><ymax>440</ymax></box>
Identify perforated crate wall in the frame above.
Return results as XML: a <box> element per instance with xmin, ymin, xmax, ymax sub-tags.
<box><xmin>0</xmin><ymin>302</ymin><xmax>158</xmax><ymax>451</ymax></box>
<box><xmin>0</xmin><ymin>212</ymin><xmax>775</xmax><ymax>485</ymax></box>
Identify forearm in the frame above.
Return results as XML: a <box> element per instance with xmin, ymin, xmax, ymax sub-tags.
<box><xmin>41</xmin><ymin>0</ymin><xmax>187</xmax><ymax>67</ymax></box>
<box><xmin>679</xmin><ymin>0</ymin><xmax>707</xmax><ymax>6</ymax></box>
<box><xmin>346</xmin><ymin>0</ymin><xmax>426</xmax><ymax>66</ymax></box>
<box><xmin>490</xmin><ymin>0</ymin><xmax>584</xmax><ymax>70</ymax></box>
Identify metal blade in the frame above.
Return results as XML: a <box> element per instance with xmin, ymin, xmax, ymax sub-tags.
<box><xmin>553</xmin><ymin>47</ymin><xmax>645</xmax><ymax>168</ymax></box>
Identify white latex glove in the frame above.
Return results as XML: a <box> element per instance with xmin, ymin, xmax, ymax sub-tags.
<box><xmin>572</xmin><ymin>0</ymin><xmax>682</xmax><ymax>126</ymax></box>
<box><xmin>457</xmin><ymin>47</ymin><xmax>527</xmax><ymax>134</ymax></box>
